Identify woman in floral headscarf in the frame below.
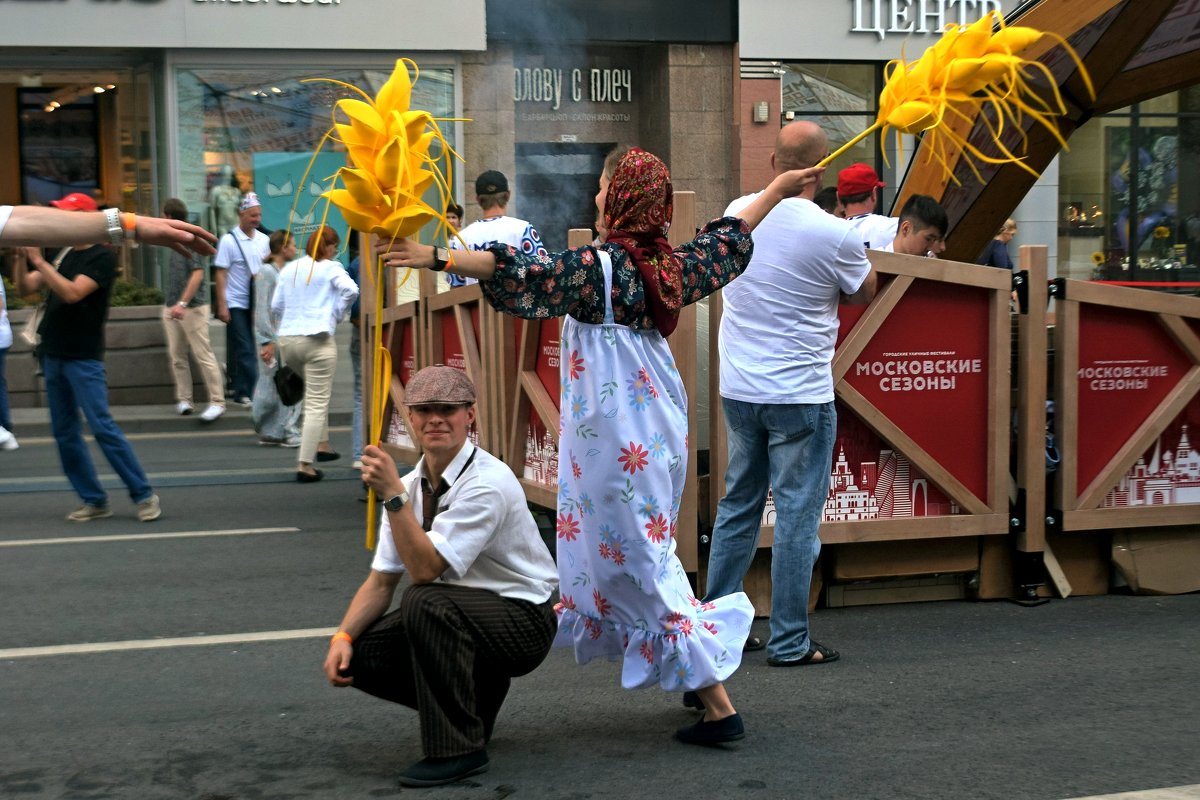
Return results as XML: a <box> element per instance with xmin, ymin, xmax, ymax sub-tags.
<box><xmin>378</xmin><ymin>147</ymin><xmax>822</xmax><ymax>745</ymax></box>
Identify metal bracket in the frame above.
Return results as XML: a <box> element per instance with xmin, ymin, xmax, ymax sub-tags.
<box><xmin>1009</xmin><ymin>488</ymin><xmax>1026</xmax><ymax>533</ymax></box>
<box><xmin>1012</xmin><ymin>271</ymin><xmax>1029</xmax><ymax>314</ymax></box>
<box><xmin>1044</xmin><ymin>507</ymin><xmax>1063</xmax><ymax>536</ymax></box>
<box><xmin>1048</xmin><ymin>277</ymin><xmax>1066</xmax><ymax>302</ymax></box>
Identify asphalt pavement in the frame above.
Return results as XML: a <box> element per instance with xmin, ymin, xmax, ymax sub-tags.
<box><xmin>1</xmin><ymin>382</ymin><xmax>1198</xmax><ymax>799</ymax></box>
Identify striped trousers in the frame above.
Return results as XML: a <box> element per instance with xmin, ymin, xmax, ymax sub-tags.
<box><xmin>350</xmin><ymin>583</ymin><xmax>557</xmax><ymax>757</ymax></box>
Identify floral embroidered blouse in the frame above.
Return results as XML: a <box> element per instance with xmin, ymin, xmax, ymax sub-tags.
<box><xmin>480</xmin><ymin>216</ymin><xmax>754</xmax><ymax>331</ymax></box>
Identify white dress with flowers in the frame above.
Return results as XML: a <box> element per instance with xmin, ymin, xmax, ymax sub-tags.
<box><xmin>553</xmin><ymin>251</ymin><xmax>753</xmax><ymax>691</ymax></box>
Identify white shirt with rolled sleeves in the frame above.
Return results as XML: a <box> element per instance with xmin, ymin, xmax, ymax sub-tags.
<box><xmin>270</xmin><ymin>256</ymin><xmax>359</xmax><ymax>337</ymax></box>
<box><xmin>719</xmin><ymin>194</ymin><xmax>872</xmax><ymax>405</ymax></box>
<box><xmin>213</xmin><ymin>227</ymin><xmax>270</xmax><ymax>309</ymax></box>
<box><xmin>371</xmin><ymin>442</ymin><xmax>558</xmax><ymax>604</ymax></box>
<box><xmin>0</xmin><ymin>205</ymin><xmax>12</xmax><ymax>238</ymax></box>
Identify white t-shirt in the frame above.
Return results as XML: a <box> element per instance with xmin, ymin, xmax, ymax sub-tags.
<box><xmin>719</xmin><ymin>195</ymin><xmax>872</xmax><ymax>405</ymax></box>
<box><xmin>0</xmin><ymin>205</ymin><xmax>12</xmax><ymax>239</ymax></box>
<box><xmin>372</xmin><ymin>442</ymin><xmax>558</xmax><ymax>604</ymax></box>
<box><xmin>846</xmin><ymin>212</ymin><xmax>898</xmax><ymax>251</ymax></box>
<box><xmin>0</xmin><ymin>277</ymin><xmax>11</xmax><ymax>350</ymax></box>
<box><xmin>447</xmin><ymin>215</ymin><xmax>546</xmax><ymax>287</ymax></box>
<box><xmin>213</xmin><ymin>227</ymin><xmax>270</xmax><ymax>309</ymax></box>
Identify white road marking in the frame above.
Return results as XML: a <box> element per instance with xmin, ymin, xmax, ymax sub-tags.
<box><xmin>0</xmin><ymin>628</ymin><xmax>335</xmax><ymax>660</ymax></box>
<box><xmin>1064</xmin><ymin>787</ymin><xmax>1200</xmax><ymax>800</ymax></box>
<box><xmin>16</xmin><ymin>424</ymin><xmax>349</xmax><ymax>446</ymax></box>
<box><xmin>0</xmin><ymin>527</ymin><xmax>301</xmax><ymax>547</ymax></box>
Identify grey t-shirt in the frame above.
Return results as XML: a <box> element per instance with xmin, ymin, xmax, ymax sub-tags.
<box><xmin>164</xmin><ymin>251</ymin><xmax>205</xmax><ymax>308</ymax></box>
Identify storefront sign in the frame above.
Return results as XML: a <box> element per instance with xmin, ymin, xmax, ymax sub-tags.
<box><xmin>514</xmin><ymin>67</ymin><xmax>633</xmax><ymax>111</ymax></box>
<box><xmin>850</xmin><ymin>0</ymin><xmax>1002</xmax><ymax>41</ymax></box>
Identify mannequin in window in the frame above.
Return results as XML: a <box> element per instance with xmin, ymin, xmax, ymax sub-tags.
<box><xmin>208</xmin><ymin>165</ymin><xmax>243</xmax><ymax>236</ymax></box>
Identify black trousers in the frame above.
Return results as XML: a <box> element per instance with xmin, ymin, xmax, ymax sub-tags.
<box><xmin>350</xmin><ymin>583</ymin><xmax>557</xmax><ymax>757</ymax></box>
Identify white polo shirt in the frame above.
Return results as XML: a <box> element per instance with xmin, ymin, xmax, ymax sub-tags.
<box><xmin>846</xmin><ymin>212</ymin><xmax>898</xmax><ymax>251</ymax></box>
<box><xmin>372</xmin><ymin>442</ymin><xmax>558</xmax><ymax>604</ymax></box>
<box><xmin>448</xmin><ymin>215</ymin><xmax>546</xmax><ymax>287</ymax></box>
<box><xmin>213</xmin><ymin>227</ymin><xmax>270</xmax><ymax>309</ymax></box>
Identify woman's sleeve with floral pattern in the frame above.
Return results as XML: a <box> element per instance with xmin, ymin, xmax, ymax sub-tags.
<box><xmin>479</xmin><ymin>243</ymin><xmax>601</xmax><ymax>321</ymax></box>
<box><xmin>675</xmin><ymin>216</ymin><xmax>755</xmax><ymax>306</ymax></box>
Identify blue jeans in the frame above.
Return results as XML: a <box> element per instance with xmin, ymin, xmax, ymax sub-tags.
<box><xmin>703</xmin><ymin>397</ymin><xmax>835</xmax><ymax>661</ymax></box>
<box><xmin>0</xmin><ymin>347</ymin><xmax>11</xmax><ymax>431</ymax></box>
<box><xmin>42</xmin><ymin>356</ymin><xmax>153</xmax><ymax>506</ymax></box>
<box><xmin>226</xmin><ymin>307</ymin><xmax>257</xmax><ymax>399</ymax></box>
<box><xmin>349</xmin><ymin>327</ymin><xmax>363</xmax><ymax>460</ymax></box>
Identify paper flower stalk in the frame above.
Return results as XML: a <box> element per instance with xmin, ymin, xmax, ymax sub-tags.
<box><xmin>305</xmin><ymin>58</ymin><xmax>463</xmax><ymax>549</ymax></box>
<box><xmin>818</xmin><ymin>11</ymin><xmax>1094</xmax><ymax>183</ymax></box>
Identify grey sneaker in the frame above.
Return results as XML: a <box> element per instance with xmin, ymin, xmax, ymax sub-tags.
<box><xmin>136</xmin><ymin>494</ymin><xmax>162</xmax><ymax>522</ymax></box>
<box><xmin>67</xmin><ymin>504</ymin><xmax>112</xmax><ymax>522</ymax></box>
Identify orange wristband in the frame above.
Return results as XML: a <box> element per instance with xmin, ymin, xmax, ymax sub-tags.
<box><xmin>121</xmin><ymin>212</ymin><xmax>138</xmax><ymax>241</ymax></box>
<box><xmin>330</xmin><ymin>631</ymin><xmax>353</xmax><ymax>646</ymax></box>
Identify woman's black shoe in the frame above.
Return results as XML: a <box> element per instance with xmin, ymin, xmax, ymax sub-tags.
<box><xmin>316</xmin><ymin>450</ymin><xmax>340</xmax><ymax>462</ymax></box>
<box><xmin>296</xmin><ymin>469</ymin><xmax>323</xmax><ymax>483</ymax></box>
<box><xmin>676</xmin><ymin>713</ymin><xmax>745</xmax><ymax>745</ymax></box>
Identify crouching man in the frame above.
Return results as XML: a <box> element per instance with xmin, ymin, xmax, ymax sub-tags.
<box><xmin>323</xmin><ymin>365</ymin><xmax>558</xmax><ymax>787</ymax></box>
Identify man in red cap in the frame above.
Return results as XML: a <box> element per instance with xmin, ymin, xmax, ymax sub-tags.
<box><xmin>837</xmin><ymin>162</ymin><xmax>898</xmax><ymax>250</ymax></box>
<box><xmin>12</xmin><ymin>192</ymin><xmax>161</xmax><ymax>522</ymax></box>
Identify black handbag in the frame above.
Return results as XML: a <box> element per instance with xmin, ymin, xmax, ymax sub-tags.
<box><xmin>273</xmin><ymin>360</ymin><xmax>304</xmax><ymax>406</ymax></box>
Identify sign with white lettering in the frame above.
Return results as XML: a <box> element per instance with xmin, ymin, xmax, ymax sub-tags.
<box><xmin>0</xmin><ymin>0</ymin><xmax>485</xmax><ymax>50</ymax></box>
<box><xmin>514</xmin><ymin>67</ymin><xmax>634</xmax><ymax>111</ymax></box>
<box><xmin>739</xmin><ymin>0</ymin><xmax>1022</xmax><ymax>61</ymax></box>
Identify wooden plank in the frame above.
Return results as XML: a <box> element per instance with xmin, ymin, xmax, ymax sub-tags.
<box><xmin>1159</xmin><ymin>313</ymin><xmax>1200</xmax><ymax>364</ymax></box>
<box><xmin>865</xmin><ymin>251</ymin><xmax>1012</xmax><ymax>290</ymax></box>
<box><xmin>1064</xmin><ymin>504</ymin><xmax>1200</xmax><ymax>532</ymax></box>
<box><xmin>817</xmin><ymin>514</ymin><xmax>1009</xmax><ymax>544</ymax></box>
<box><xmin>1042</xmin><ymin>541</ymin><xmax>1073</xmax><ymax>599</ymax></box>
<box><xmin>518</xmin><ymin>479</ymin><xmax>558</xmax><ymax>511</ymax></box>
<box><xmin>520</xmin><ymin>371</ymin><xmax>561</xmax><ymax>446</ymax></box>
<box><xmin>669</xmin><ymin>191</ymin><xmax>699</xmax><ymax>572</ymax></box>
<box><xmin>708</xmin><ymin>290</ymin><xmax>727</xmax><ymax>525</ymax></box>
<box><xmin>832</xmin><ymin>274</ymin><xmax>913</xmax><ymax>382</ymax></box>
<box><xmin>987</xmin><ymin>276</ymin><xmax>1011</xmax><ymax>510</ymax></box>
<box><xmin>1062</xmin><ymin>279</ymin><xmax>1200</xmax><ymax>317</ymax></box>
<box><xmin>1015</xmin><ymin>246</ymin><xmax>1049</xmax><ymax>553</ymax></box>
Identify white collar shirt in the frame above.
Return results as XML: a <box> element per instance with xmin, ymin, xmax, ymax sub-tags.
<box><xmin>270</xmin><ymin>256</ymin><xmax>359</xmax><ymax>337</ymax></box>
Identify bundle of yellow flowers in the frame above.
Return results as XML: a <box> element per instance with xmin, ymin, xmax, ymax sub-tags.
<box><xmin>819</xmin><ymin>11</ymin><xmax>1094</xmax><ymax>183</ymax></box>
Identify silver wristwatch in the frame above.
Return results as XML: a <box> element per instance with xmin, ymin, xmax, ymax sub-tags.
<box><xmin>431</xmin><ymin>247</ymin><xmax>450</xmax><ymax>272</ymax></box>
<box><xmin>384</xmin><ymin>491</ymin><xmax>410</xmax><ymax>512</ymax></box>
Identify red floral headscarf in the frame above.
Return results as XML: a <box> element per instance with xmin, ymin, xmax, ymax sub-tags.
<box><xmin>602</xmin><ymin>148</ymin><xmax>684</xmax><ymax>337</ymax></box>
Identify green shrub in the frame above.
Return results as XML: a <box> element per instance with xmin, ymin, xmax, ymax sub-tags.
<box><xmin>3</xmin><ymin>276</ymin><xmax>29</xmax><ymax>310</ymax></box>
<box><xmin>110</xmin><ymin>278</ymin><xmax>163</xmax><ymax>307</ymax></box>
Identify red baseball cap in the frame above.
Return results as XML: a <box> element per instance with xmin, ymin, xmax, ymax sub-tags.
<box><xmin>837</xmin><ymin>163</ymin><xmax>886</xmax><ymax>196</ymax></box>
<box><xmin>49</xmin><ymin>192</ymin><xmax>99</xmax><ymax>212</ymax></box>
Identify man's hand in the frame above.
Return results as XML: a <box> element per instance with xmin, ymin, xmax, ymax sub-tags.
<box><xmin>769</xmin><ymin>166</ymin><xmax>826</xmax><ymax>200</ymax></box>
<box><xmin>361</xmin><ymin>443</ymin><xmax>404</xmax><ymax>498</ymax></box>
<box><xmin>260</xmin><ymin>342</ymin><xmax>275</xmax><ymax>365</ymax></box>
<box><xmin>374</xmin><ymin>237</ymin><xmax>434</xmax><ymax>271</ymax></box>
<box><xmin>136</xmin><ymin>217</ymin><xmax>217</xmax><ymax>257</ymax></box>
<box><xmin>216</xmin><ymin>304</ymin><xmax>230</xmax><ymax>324</ymax></box>
<box><xmin>169</xmin><ymin>304</ymin><xmax>186</xmax><ymax>321</ymax></box>
<box><xmin>323</xmin><ymin>640</ymin><xmax>354</xmax><ymax>687</ymax></box>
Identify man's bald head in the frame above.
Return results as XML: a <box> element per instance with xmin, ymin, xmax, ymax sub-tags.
<box><xmin>772</xmin><ymin>121</ymin><xmax>828</xmax><ymax>174</ymax></box>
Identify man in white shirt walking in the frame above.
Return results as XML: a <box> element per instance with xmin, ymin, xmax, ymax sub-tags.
<box><xmin>212</xmin><ymin>192</ymin><xmax>270</xmax><ymax>405</ymax></box>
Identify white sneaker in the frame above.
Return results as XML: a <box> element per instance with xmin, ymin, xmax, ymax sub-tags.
<box><xmin>67</xmin><ymin>503</ymin><xmax>112</xmax><ymax>522</ymax></box>
<box><xmin>176</xmin><ymin>401</ymin><xmax>194</xmax><ymax>416</ymax></box>
<box><xmin>0</xmin><ymin>426</ymin><xmax>17</xmax><ymax>451</ymax></box>
<box><xmin>199</xmin><ymin>404</ymin><xmax>225</xmax><ymax>423</ymax></box>
<box><xmin>136</xmin><ymin>494</ymin><xmax>162</xmax><ymax>522</ymax></box>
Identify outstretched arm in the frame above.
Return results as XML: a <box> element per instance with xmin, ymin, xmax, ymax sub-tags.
<box><xmin>1</xmin><ymin>206</ymin><xmax>216</xmax><ymax>256</ymax></box>
<box><xmin>736</xmin><ymin>167</ymin><xmax>826</xmax><ymax>231</ymax></box>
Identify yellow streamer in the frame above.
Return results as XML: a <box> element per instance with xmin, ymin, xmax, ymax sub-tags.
<box><xmin>304</xmin><ymin>58</ymin><xmax>466</xmax><ymax>549</ymax></box>
<box><xmin>818</xmin><ymin>11</ymin><xmax>1094</xmax><ymax>183</ymax></box>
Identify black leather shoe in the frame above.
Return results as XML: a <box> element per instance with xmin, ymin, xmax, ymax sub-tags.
<box><xmin>682</xmin><ymin>690</ymin><xmax>704</xmax><ymax>710</ymax></box>
<box><xmin>316</xmin><ymin>450</ymin><xmax>340</xmax><ymax>462</ymax></box>
<box><xmin>296</xmin><ymin>469</ymin><xmax>323</xmax><ymax>483</ymax></box>
<box><xmin>676</xmin><ymin>713</ymin><xmax>745</xmax><ymax>746</ymax></box>
<box><xmin>398</xmin><ymin>750</ymin><xmax>489</xmax><ymax>787</ymax></box>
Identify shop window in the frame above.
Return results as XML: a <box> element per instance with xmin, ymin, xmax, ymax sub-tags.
<box><xmin>781</xmin><ymin>62</ymin><xmax>897</xmax><ymax>209</ymax></box>
<box><xmin>1058</xmin><ymin>89</ymin><xmax>1200</xmax><ymax>287</ymax></box>
<box><xmin>17</xmin><ymin>89</ymin><xmax>99</xmax><ymax>206</ymax></box>
<box><xmin>175</xmin><ymin>65</ymin><xmax>455</xmax><ymax>248</ymax></box>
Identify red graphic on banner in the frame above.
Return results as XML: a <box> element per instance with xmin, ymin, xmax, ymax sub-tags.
<box><xmin>1103</xmin><ymin>409</ymin><xmax>1200</xmax><ymax>508</ymax></box>
<box><xmin>384</xmin><ymin>318</ymin><xmax>418</xmax><ymax>448</ymax></box>
<box><xmin>841</xmin><ymin>279</ymin><xmax>992</xmax><ymax>501</ymax></box>
<box><xmin>1076</xmin><ymin>306</ymin><xmax>1195</xmax><ymax>496</ymax></box>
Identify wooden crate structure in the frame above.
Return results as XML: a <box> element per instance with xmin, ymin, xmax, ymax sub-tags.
<box><xmin>505</xmin><ymin>192</ymin><xmax>704</xmax><ymax>570</ymax></box>
<box><xmin>707</xmin><ymin>250</ymin><xmax>1014</xmax><ymax>609</ymax></box>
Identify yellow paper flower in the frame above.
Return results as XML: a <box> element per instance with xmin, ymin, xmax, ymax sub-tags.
<box><xmin>1091</xmin><ymin>251</ymin><xmax>1105</xmax><ymax>266</ymax></box>
<box><xmin>820</xmin><ymin>11</ymin><xmax>1094</xmax><ymax>183</ymax></box>
<box><xmin>1153</xmin><ymin>226</ymin><xmax>1171</xmax><ymax>239</ymax></box>
<box><xmin>305</xmin><ymin>59</ymin><xmax>462</xmax><ymax>243</ymax></box>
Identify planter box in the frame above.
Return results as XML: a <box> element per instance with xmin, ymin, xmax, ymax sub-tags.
<box><xmin>6</xmin><ymin>305</ymin><xmax>209</xmax><ymax>407</ymax></box>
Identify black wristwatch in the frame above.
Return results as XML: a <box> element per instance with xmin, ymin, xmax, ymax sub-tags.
<box><xmin>384</xmin><ymin>491</ymin><xmax>409</xmax><ymax>512</ymax></box>
<box><xmin>430</xmin><ymin>246</ymin><xmax>450</xmax><ymax>272</ymax></box>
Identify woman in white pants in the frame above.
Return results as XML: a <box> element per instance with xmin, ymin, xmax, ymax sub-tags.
<box><xmin>271</xmin><ymin>226</ymin><xmax>358</xmax><ymax>482</ymax></box>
